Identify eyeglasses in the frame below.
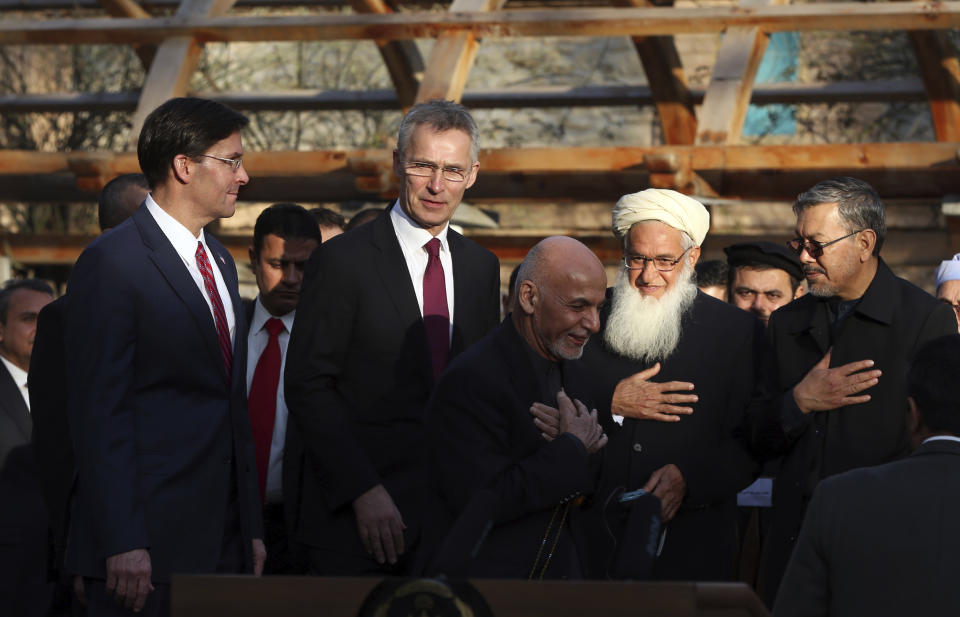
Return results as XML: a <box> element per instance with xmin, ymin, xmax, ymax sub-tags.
<box><xmin>199</xmin><ymin>154</ymin><xmax>243</xmax><ymax>172</ymax></box>
<box><xmin>403</xmin><ymin>161</ymin><xmax>468</xmax><ymax>183</ymax></box>
<box><xmin>787</xmin><ymin>230</ymin><xmax>862</xmax><ymax>258</ymax></box>
<box><xmin>623</xmin><ymin>247</ymin><xmax>691</xmax><ymax>272</ymax></box>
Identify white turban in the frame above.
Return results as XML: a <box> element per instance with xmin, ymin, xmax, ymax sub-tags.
<box><xmin>935</xmin><ymin>253</ymin><xmax>960</xmax><ymax>288</ymax></box>
<box><xmin>612</xmin><ymin>188</ymin><xmax>710</xmax><ymax>246</ymax></box>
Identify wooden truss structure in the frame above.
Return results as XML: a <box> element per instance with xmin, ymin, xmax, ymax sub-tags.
<box><xmin>2</xmin><ymin>0</ymin><xmax>960</xmax><ymax>266</ymax></box>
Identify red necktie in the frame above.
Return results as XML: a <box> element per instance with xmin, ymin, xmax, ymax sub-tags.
<box><xmin>423</xmin><ymin>238</ymin><xmax>450</xmax><ymax>381</ymax></box>
<box><xmin>195</xmin><ymin>241</ymin><xmax>233</xmax><ymax>377</ymax></box>
<box><xmin>248</xmin><ymin>317</ymin><xmax>284</xmax><ymax>502</ymax></box>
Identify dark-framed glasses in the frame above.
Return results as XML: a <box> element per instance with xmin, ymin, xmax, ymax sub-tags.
<box><xmin>199</xmin><ymin>154</ymin><xmax>243</xmax><ymax>172</ymax></box>
<box><xmin>403</xmin><ymin>161</ymin><xmax>468</xmax><ymax>183</ymax></box>
<box><xmin>623</xmin><ymin>247</ymin><xmax>691</xmax><ymax>272</ymax></box>
<box><xmin>786</xmin><ymin>230</ymin><xmax>862</xmax><ymax>258</ymax></box>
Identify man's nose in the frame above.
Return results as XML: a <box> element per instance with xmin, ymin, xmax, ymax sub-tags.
<box><xmin>426</xmin><ymin>169</ymin><xmax>446</xmax><ymax>192</ymax></box>
<box><xmin>282</xmin><ymin>263</ymin><xmax>300</xmax><ymax>284</ymax></box>
<box><xmin>584</xmin><ymin>306</ymin><xmax>601</xmax><ymax>334</ymax></box>
<box><xmin>236</xmin><ymin>162</ymin><xmax>250</xmax><ymax>185</ymax></box>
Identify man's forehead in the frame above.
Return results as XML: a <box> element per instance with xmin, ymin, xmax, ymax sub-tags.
<box><xmin>405</xmin><ymin>126</ymin><xmax>472</xmax><ymax>156</ymax></box>
<box><xmin>627</xmin><ymin>221</ymin><xmax>685</xmax><ymax>251</ymax></box>
<box><xmin>734</xmin><ymin>266</ymin><xmax>793</xmax><ymax>289</ymax></box>
<box><xmin>9</xmin><ymin>288</ymin><xmax>52</xmax><ymax>311</ymax></box>
<box><xmin>796</xmin><ymin>202</ymin><xmax>842</xmax><ymax>233</ymax></box>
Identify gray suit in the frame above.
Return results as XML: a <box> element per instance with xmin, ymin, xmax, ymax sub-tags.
<box><xmin>774</xmin><ymin>439</ymin><xmax>960</xmax><ymax>617</ymax></box>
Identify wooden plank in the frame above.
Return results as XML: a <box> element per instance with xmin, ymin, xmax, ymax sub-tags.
<box><xmin>696</xmin><ymin>0</ymin><xmax>784</xmax><ymax>145</ymax></box>
<box><xmin>5</xmin><ymin>228</ymin><xmax>951</xmax><ymax>269</ymax></box>
<box><xmin>4</xmin><ymin>4</ymin><xmax>960</xmax><ymax>46</ymax></box>
<box><xmin>3</xmin><ymin>143</ymin><xmax>958</xmax><ymax>176</ymax></box>
<box><xmin>0</xmin><ymin>79</ymin><xmax>930</xmax><ymax>114</ymax></box>
<box><xmin>617</xmin><ymin>0</ymin><xmax>695</xmax><ymax>145</ymax></box>
<box><xmin>909</xmin><ymin>29</ymin><xmax>960</xmax><ymax>141</ymax></box>
<box><xmin>97</xmin><ymin>0</ymin><xmax>157</xmax><ymax>68</ymax></box>
<box><xmin>350</xmin><ymin>0</ymin><xmax>423</xmax><ymax>110</ymax></box>
<box><xmin>129</xmin><ymin>0</ymin><xmax>238</xmax><ymax>141</ymax></box>
<box><xmin>415</xmin><ymin>0</ymin><xmax>507</xmax><ymax>104</ymax></box>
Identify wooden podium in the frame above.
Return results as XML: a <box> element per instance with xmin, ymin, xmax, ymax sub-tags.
<box><xmin>171</xmin><ymin>576</ymin><xmax>770</xmax><ymax>617</ymax></box>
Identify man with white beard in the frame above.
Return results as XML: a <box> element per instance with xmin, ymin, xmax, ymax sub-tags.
<box><xmin>576</xmin><ymin>189</ymin><xmax>761</xmax><ymax>581</ymax></box>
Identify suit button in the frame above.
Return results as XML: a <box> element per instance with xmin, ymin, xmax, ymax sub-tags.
<box><xmin>633</xmin><ymin>443</ymin><xmax>643</xmax><ymax>453</ymax></box>
<box><xmin>223</xmin><ymin>456</ymin><xmax>232</xmax><ymax>465</ymax></box>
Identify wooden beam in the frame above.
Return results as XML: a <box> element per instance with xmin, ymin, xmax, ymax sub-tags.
<box><xmin>4</xmin><ymin>228</ymin><xmax>950</xmax><ymax>267</ymax></box>
<box><xmin>0</xmin><ymin>79</ymin><xmax>930</xmax><ymax>114</ymax></box>
<box><xmin>350</xmin><ymin>0</ymin><xmax>423</xmax><ymax>109</ymax></box>
<box><xmin>96</xmin><ymin>0</ymin><xmax>157</xmax><ymax>68</ymax></box>
<box><xmin>129</xmin><ymin>0</ymin><xmax>238</xmax><ymax>142</ymax></box>
<box><xmin>696</xmin><ymin>0</ymin><xmax>784</xmax><ymax>145</ymax></box>
<box><xmin>909</xmin><ymin>29</ymin><xmax>960</xmax><ymax>141</ymax></box>
<box><xmin>4</xmin><ymin>4</ymin><xmax>960</xmax><ymax>46</ymax></box>
<box><xmin>415</xmin><ymin>0</ymin><xmax>507</xmax><ymax>104</ymax></box>
<box><xmin>2</xmin><ymin>142</ymin><xmax>959</xmax><ymax>202</ymax></box>
<box><xmin>617</xmin><ymin>0</ymin><xmax>695</xmax><ymax>145</ymax></box>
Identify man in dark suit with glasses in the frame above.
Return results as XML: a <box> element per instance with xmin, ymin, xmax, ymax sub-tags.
<box><xmin>751</xmin><ymin>176</ymin><xmax>956</xmax><ymax>605</ymax></box>
<box><xmin>285</xmin><ymin>100</ymin><xmax>500</xmax><ymax>576</ymax></box>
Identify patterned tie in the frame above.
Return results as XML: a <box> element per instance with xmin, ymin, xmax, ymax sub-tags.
<box><xmin>195</xmin><ymin>241</ymin><xmax>233</xmax><ymax>377</ymax></box>
<box><xmin>248</xmin><ymin>317</ymin><xmax>284</xmax><ymax>502</ymax></box>
<box><xmin>423</xmin><ymin>238</ymin><xmax>450</xmax><ymax>381</ymax></box>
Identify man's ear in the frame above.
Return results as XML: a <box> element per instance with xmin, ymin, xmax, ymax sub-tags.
<box><xmin>517</xmin><ymin>280</ymin><xmax>537</xmax><ymax>315</ymax></box>
<box><xmin>858</xmin><ymin>229</ymin><xmax>877</xmax><ymax>262</ymax></box>
<box><xmin>464</xmin><ymin>161</ymin><xmax>480</xmax><ymax>190</ymax></box>
<box><xmin>688</xmin><ymin>246</ymin><xmax>701</xmax><ymax>268</ymax></box>
<box><xmin>172</xmin><ymin>155</ymin><xmax>193</xmax><ymax>185</ymax></box>
<box><xmin>393</xmin><ymin>148</ymin><xmax>402</xmax><ymax>179</ymax></box>
<box><xmin>248</xmin><ymin>246</ymin><xmax>258</xmax><ymax>272</ymax></box>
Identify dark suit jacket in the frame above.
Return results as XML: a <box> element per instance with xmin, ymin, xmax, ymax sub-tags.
<box><xmin>0</xmin><ymin>360</ymin><xmax>51</xmax><ymax>616</ymax></box>
<box><xmin>29</xmin><ymin>297</ymin><xmax>75</xmax><ymax>577</ymax></box>
<box><xmin>62</xmin><ymin>205</ymin><xmax>262</xmax><ymax>582</ymax></box>
<box><xmin>774</xmin><ymin>439</ymin><xmax>960</xmax><ymax>617</ymax></box>
<box><xmin>426</xmin><ymin>318</ymin><xmax>596</xmax><ymax>579</ymax></box>
<box><xmin>581</xmin><ymin>291</ymin><xmax>761</xmax><ymax>581</ymax></box>
<box><xmin>755</xmin><ymin>259</ymin><xmax>957</xmax><ymax>602</ymax></box>
<box><xmin>285</xmin><ymin>206</ymin><xmax>500</xmax><ymax>555</ymax></box>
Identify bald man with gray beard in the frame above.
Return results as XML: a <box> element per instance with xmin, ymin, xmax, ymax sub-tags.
<box><xmin>577</xmin><ymin>189</ymin><xmax>761</xmax><ymax>581</ymax></box>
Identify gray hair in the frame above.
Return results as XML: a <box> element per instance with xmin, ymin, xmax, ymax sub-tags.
<box><xmin>396</xmin><ymin>100</ymin><xmax>480</xmax><ymax>164</ymax></box>
<box><xmin>794</xmin><ymin>177</ymin><xmax>886</xmax><ymax>255</ymax></box>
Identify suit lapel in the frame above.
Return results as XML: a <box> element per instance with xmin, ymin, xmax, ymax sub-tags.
<box><xmin>209</xmin><ymin>235</ymin><xmax>246</xmax><ymax>385</ymax></box>
<box><xmin>0</xmin><ymin>361</ymin><xmax>30</xmax><ymax>442</ymax></box>
<box><xmin>133</xmin><ymin>207</ymin><xmax>230</xmax><ymax>384</ymax></box>
<box><xmin>371</xmin><ymin>208</ymin><xmax>426</xmax><ymax>333</ymax></box>
<box><xmin>448</xmin><ymin>230</ymin><xmax>469</xmax><ymax>356</ymax></box>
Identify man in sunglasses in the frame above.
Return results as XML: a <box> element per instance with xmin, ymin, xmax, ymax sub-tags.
<box><xmin>754</xmin><ymin>176</ymin><xmax>956</xmax><ymax>606</ymax></box>
<box><xmin>570</xmin><ymin>188</ymin><xmax>761</xmax><ymax>581</ymax></box>
<box><xmin>285</xmin><ymin>100</ymin><xmax>500</xmax><ymax>576</ymax></box>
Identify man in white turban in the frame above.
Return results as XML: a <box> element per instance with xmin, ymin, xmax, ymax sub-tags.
<box><xmin>935</xmin><ymin>253</ymin><xmax>960</xmax><ymax>331</ymax></box>
<box><xmin>548</xmin><ymin>188</ymin><xmax>762</xmax><ymax>581</ymax></box>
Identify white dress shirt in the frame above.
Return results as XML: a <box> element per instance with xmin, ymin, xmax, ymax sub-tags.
<box><xmin>146</xmin><ymin>194</ymin><xmax>236</xmax><ymax>340</ymax></box>
<box><xmin>390</xmin><ymin>201</ymin><xmax>455</xmax><ymax>339</ymax></box>
<box><xmin>0</xmin><ymin>354</ymin><xmax>29</xmax><ymax>412</ymax></box>
<box><xmin>246</xmin><ymin>297</ymin><xmax>295</xmax><ymax>504</ymax></box>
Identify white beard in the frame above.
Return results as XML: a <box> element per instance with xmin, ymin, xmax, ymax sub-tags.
<box><xmin>603</xmin><ymin>262</ymin><xmax>698</xmax><ymax>363</ymax></box>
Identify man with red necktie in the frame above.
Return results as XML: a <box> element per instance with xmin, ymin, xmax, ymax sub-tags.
<box><xmin>62</xmin><ymin>97</ymin><xmax>265</xmax><ymax>616</ymax></box>
<box><xmin>286</xmin><ymin>100</ymin><xmax>501</xmax><ymax>576</ymax></box>
<box><xmin>243</xmin><ymin>203</ymin><xmax>320</xmax><ymax>574</ymax></box>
